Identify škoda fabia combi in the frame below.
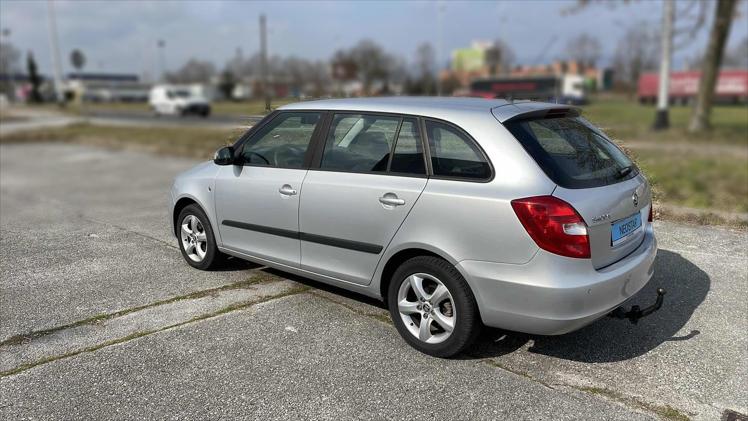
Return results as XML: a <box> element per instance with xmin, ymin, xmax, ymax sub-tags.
<box><xmin>170</xmin><ymin>97</ymin><xmax>663</xmax><ymax>357</ymax></box>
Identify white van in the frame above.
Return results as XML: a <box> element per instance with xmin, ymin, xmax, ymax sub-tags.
<box><xmin>149</xmin><ymin>85</ymin><xmax>211</xmax><ymax>117</ymax></box>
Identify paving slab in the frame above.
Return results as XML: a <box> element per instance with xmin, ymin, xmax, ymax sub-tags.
<box><xmin>0</xmin><ymin>294</ymin><xmax>654</xmax><ymax>420</ymax></box>
<box><xmin>1</xmin><ymin>142</ymin><xmax>746</xmax><ymax>420</ymax></box>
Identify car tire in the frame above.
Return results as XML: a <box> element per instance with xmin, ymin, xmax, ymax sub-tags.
<box><xmin>176</xmin><ymin>204</ymin><xmax>224</xmax><ymax>270</ymax></box>
<box><xmin>387</xmin><ymin>256</ymin><xmax>481</xmax><ymax>358</ymax></box>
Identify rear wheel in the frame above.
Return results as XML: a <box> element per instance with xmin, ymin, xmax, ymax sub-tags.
<box><xmin>177</xmin><ymin>204</ymin><xmax>224</xmax><ymax>270</ymax></box>
<box><xmin>387</xmin><ymin>256</ymin><xmax>481</xmax><ymax>358</ymax></box>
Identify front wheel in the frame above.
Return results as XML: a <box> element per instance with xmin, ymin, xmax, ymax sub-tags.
<box><xmin>177</xmin><ymin>204</ymin><xmax>224</xmax><ymax>270</ymax></box>
<box><xmin>387</xmin><ymin>256</ymin><xmax>481</xmax><ymax>358</ymax></box>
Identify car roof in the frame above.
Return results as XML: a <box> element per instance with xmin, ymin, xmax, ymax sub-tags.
<box><xmin>278</xmin><ymin>96</ymin><xmax>576</xmax><ymax>123</ymax></box>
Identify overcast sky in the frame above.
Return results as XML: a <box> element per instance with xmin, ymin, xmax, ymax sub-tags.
<box><xmin>1</xmin><ymin>0</ymin><xmax>746</xmax><ymax>77</ymax></box>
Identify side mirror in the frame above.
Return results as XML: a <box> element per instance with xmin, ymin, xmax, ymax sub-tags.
<box><xmin>213</xmin><ymin>146</ymin><xmax>235</xmax><ymax>166</ymax></box>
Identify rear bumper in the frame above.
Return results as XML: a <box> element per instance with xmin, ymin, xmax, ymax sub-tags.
<box><xmin>457</xmin><ymin>225</ymin><xmax>657</xmax><ymax>335</ymax></box>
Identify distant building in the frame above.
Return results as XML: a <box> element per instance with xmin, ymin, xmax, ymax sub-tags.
<box><xmin>441</xmin><ymin>41</ymin><xmax>613</xmax><ymax>93</ymax></box>
<box><xmin>66</xmin><ymin>72</ymin><xmax>150</xmax><ymax>102</ymax></box>
<box><xmin>451</xmin><ymin>41</ymin><xmax>493</xmax><ymax>73</ymax></box>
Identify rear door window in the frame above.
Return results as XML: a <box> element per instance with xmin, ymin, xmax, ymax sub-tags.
<box><xmin>504</xmin><ymin>117</ymin><xmax>637</xmax><ymax>189</ymax></box>
<box><xmin>320</xmin><ymin>114</ymin><xmax>426</xmax><ymax>175</ymax></box>
<box><xmin>321</xmin><ymin>114</ymin><xmax>399</xmax><ymax>172</ymax></box>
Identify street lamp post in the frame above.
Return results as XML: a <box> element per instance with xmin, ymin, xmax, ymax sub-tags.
<box><xmin>1</xmin><ymin>28</ymin><xmax>15</xmax><ymax>101</ymax></box>
<box><xmin>46</xmin><ymin>0</ymin><xmax>65</xmax><ymax>105</ymax></box>
<box><xmin>260</xmin><ymin>14</ymin><xmax>270</xmax><ymax>112</ymax></box>
<box><xmin>653</xmin><ymin>0</ymin><xmax>674</xmax><ymax>130</ymax></box>
<box><xmin>157</xmin><ymin>39</ymin><xmax>166</xmax><ymax>83</ymax></box>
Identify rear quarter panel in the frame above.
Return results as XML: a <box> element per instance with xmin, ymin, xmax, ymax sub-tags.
<box><xmin>371</xmin><ymin>113</ymin><xmax>555</xmax><ymax>294</ymax></box>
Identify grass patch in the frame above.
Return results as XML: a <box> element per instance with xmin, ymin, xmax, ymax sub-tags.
<box><xmin>0</xmin><ymin>283</ymin><xmax>310</xmax><ymax>377</ymax></box>
<box><xmin>44</xmin><ymin>98</ymin><xmax>297</xmax><ymax>117</ymax></box>
<box><xmin>631</xmin><ymin>149</ymin><xmax>748</xmax><ymax>214</ymax></box>
<box><xmin>308</xmin><ymin>290</ymin><xmax>393</xmax><ymax>325</ymax></box>
<box><xmin>482</xmin><ymin>360</ymin><xmax>535</xmax><ymax>381</ymax></box>
<box><xmin>581</xmin><ymin>95</ymin><xmax>748</xmax><ymax>146</ymax></box>
<box><xmin>0</xmin><ymin>122</ymin><xmax>242</xmax><ymax>159</ymax></box>
<box><xmin>577</xmin><ymin>386</ymin><xmax>690</xmax><ymax>421</ymax></box>
<box><xmin>0</xmin><ymin>111</ymin><xmax>28</xmax><ymax>123</ymax></box>
<box><xmin>0</xmin><ymin>271</ymin><xmax>284</xmax><ymax>347</ymax></box>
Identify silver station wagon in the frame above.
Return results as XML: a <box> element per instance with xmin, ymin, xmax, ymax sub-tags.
<box><xmin>169</xmin><ymin>97</ymin><xmax>661</xmax><ymax>357</ymax></box>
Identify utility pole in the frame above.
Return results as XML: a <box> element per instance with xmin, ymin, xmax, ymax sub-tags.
<box><xmin>653</xmin><ymin>0</ymin><xmax>674</xmax><ymax>130</ymax></box>
<box><xmin>260</xmin><ymin>14</ymin><xmax>270</xmax><ymax>112</ymax></box>
<box><xmin>46</xmin><ymin>0</ymin><xmax>64</xmax><ymax>104</ymax></box>
<box><xmin>1</xmin><ymin>28</ymin><xmax>13</xmax><ymax>101</ymax></box>
<box><xmin>157</xmin><ymin>39</ymin><xmax>166</xmax><ymax>83</ymax></box>
<box><xmin>436</xmin><ymin>1</ymin><xmax>444</xmax><ymax>96</ymax></box>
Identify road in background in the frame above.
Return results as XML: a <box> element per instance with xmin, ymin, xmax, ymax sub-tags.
<box><xmin>0</xmin><ymin>106</ymin><xmax>263</xmax><ymax>135</ymax></box>
<box><xmin>0</xmin><ymin>143</ymin><xmax>746</xmax><ymax>420</ymax></box>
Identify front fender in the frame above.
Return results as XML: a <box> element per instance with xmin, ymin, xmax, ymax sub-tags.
<box><xmin>170</xmin><ymin>162</ymin><xmax>221</xmax><ymax>244</ymax></box>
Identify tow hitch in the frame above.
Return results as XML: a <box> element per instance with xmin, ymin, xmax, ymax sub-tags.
<box><xmin>608</xmin><ymin>288</ymin><xmax>666</xmax><ymax>324</ymax></box>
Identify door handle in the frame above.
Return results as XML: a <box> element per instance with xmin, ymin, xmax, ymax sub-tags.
<box><xmin>279</xmin><ymin>184</ymin><xmax>297</xmax><ymax>196</ymax></box>
<box><xmin>379</xmin><ymin>195</ymin><xmax>405</xmax><ymax>207</ymax></box>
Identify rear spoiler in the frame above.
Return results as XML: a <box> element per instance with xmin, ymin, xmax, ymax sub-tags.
<box><xmin>491</xmin><ymin>101</ymin><xmax>581</xmax><ymax>124</ymax></box>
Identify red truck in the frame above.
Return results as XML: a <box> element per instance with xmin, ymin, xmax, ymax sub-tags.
<box><xmin>638</xmin><ymin>70</ymin><xmax>748</xmax><ymax>104</ymax></box>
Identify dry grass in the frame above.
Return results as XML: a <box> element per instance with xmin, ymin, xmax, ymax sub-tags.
<box><xmin>0</xmin><ymin>123</ymin><xmax>244</xmax><ymax>159</ymax></box>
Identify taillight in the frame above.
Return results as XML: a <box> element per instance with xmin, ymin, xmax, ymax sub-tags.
<box><xmin>648</xmin><ymin>204</ymin><xmax>653</xmax><ymax>222</ymax></box>
<box><xmin>511</xmin><ymin>196</ymin><xmax>590</xmax><ymax>259</ymax></box>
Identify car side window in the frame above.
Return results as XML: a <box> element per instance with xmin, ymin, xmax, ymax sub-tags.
<box><xmin>425</xmin><ymin>120</ymin><xmax>490</xmax><ymax>180</ymax></box>
<box><xmin>320</xmin><ymin>114</ymin><xmax>399</xmax><ymax>172</ymax></box>
<box><xmin>240</xmin><ymin>112</ymin><xmax>321</xmax><ymax>168</ymax></box>
<box><xmin>390</xmin><ymin>118</ymin><xmax>426</xmax><ymax>175</ymax></box>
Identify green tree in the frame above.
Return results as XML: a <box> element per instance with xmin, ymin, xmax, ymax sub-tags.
<box><xmin>218</xmin><ymin>69</ymin><xmax>236</xmax><ymax>100</ymax></box>
<box><xmin>26</xmin><ymin>52</ymin><xmax>42</xmax><ymax>103</ymax></box>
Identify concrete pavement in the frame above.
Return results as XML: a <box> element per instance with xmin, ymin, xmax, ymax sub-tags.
<box><xmin>1</xmin><ymin>143</ymin><xmax>746</xmax><ymax>420</ymax></box>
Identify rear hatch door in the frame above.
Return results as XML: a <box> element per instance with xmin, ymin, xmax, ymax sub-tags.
<box><xmin>502</xmin><ymin>112</ymin><xmax>651</xmax><ymax>269</ymax></box>
<box><xmin>554</xmin><ymin>176</ymin><xmax>650</xmax><ymax>269</ymax></box>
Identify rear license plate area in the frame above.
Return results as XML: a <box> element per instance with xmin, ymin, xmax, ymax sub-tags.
<box><xmin>611</xmin><ymin>212</ymin><xmax>642</xmax><ymax>246</ymax></box>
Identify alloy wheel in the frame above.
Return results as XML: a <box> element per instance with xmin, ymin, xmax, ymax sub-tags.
<box><xmin>180</xmin><ymin>214</ymin><xmax>208</xmax><ymax>262</ymax></box>
<box><xmin>397</xmin><ymin>273</ymin><xmax>456</xmax><ymax>344</ymax></box>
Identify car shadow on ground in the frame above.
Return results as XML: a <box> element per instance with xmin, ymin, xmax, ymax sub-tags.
<box><xmin>248</xmin><ymin>250</ymin><xmax>709</xmax><ymax>363</ymax></box>
<box><xmin>211</xmin><ymin>256</ymin><xmax>263</xmax><ymax>272</ymax></box>
<box><xmin>466</xmin><ymin>249</ymin><xmax>710</xmax><ymax>362</ymax></box>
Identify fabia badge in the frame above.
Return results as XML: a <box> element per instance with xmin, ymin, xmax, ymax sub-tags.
<box><xmin>632</xmin><ymin>192</ymin><xmax>639</xmax><ymax>207</ymax></box>
<box><xmin>592</xmin><ymin>213</ymin><xmax>611</xmax><ymax>223</ymax></box>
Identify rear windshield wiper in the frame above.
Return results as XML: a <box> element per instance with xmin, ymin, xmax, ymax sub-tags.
<box><xmin>616</xmin><ymin>166</ymin><xmax>633</xmax><ymax>179</ymax></box>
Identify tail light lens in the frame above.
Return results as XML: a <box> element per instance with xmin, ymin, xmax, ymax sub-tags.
<box><xmin>511</xmin><ymin>196</ymin><xmax>590</xmax><ymax>259</ymax></box>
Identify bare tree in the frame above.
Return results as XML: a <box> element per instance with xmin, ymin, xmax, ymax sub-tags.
<box><xmin>70</xmin><ymin>49</ymin><xmax>86</xmax><ymax>73</ymax></box>
<box><xmin>565</xmin><ymin>0</ymin><xmax>709</xmax><ymax>132</ymax></box>
<box><xmin>722</xmin><ymin>36</ymin><xmax>748</xmax><ymax>68</ymax></box>
<box><xmin>0</xmin><ymin>40</ymin><xmax>21</xmax><ymax>97</ymax></box>
<box><xmin>564</xmin><ymin>33</ymin><xmax>601</xmax><ymax>69</ymax></box>
<box><xmin>485</xmin><ymin>39</ymin><xmax>516</xmax><ymax>75</ymax></box>
<box><xmin>165</xmin><ymin>59</ymin><xmax>216</xmax><ymax>84</ymax></box>
<box><xmin>333</xmin><ymin>40</ymin><xmax>397</xmax><ymax>95</ymax></box>
<box><xmin>689</xmin><ymin>0</ymin><xmax>739</xmax><ymax>132</ymax></box>
<box><xmin>415</xmin><ymin>43</ymin><xmax>436</xmax><ymax>94</ymax></box>
<box><xmin>218</xmin><ymin>69</ymin><xmax>235</xmax><ymax>100</ymax></box>
<box><xmin>27</xmin><ymin>52</ymin><xmax>43</xmax><ymax>103</ymax></box>
<box><xmin>612</xmin><ymin>24</ymin><xmax>660</xmax><ymax>95</ymax></box>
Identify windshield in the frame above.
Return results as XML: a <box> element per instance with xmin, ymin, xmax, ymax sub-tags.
<box><xmin>169</xmin><ymin>90</ymin><xmax>192</xmax><ymax>98</ymax></box>
<box><xmin>505</xmin><ymin>116</ymin><xmax>637</xmax><ymax>189</ymax></box>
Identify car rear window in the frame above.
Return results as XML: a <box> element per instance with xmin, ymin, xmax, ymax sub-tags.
<box><xmin>504</xmin><ymin>116</ymin><xmax>637</xmax><ymax>189</ymax></box>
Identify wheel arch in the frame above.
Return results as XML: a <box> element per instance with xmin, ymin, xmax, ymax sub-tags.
<box><xmin>172</xmin><ymin>195</ymin><xmax>211</xmax><ymax>237</ymax></box>
<box><xmin>378</xmin><ymin>246</ymin><xmax>471</xmax><ymax>307</ymax></box>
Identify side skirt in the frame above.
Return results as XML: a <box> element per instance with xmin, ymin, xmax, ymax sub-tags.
<box><xmin>218</xmin><ymin>246</ymin><xmax>383</xmax><ymax>301</ymax></box>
